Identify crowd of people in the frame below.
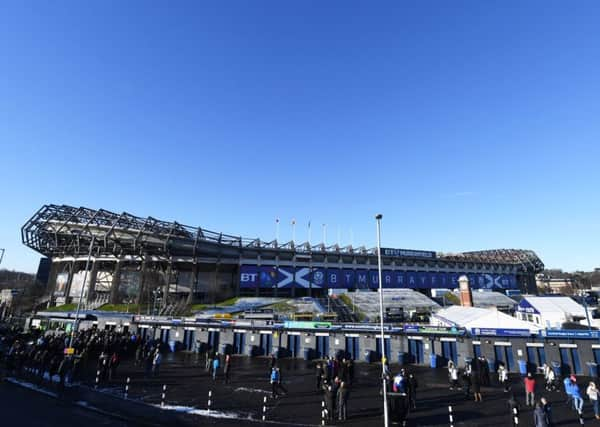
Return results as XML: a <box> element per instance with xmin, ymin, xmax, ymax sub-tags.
<box><xmin>315</xmin><ymin>356</ymin><xmax>355</xmax><ymax>423</ymax></box>
<box><xmin>0</xmin><ymin>326</ymin><xmax>167</xmax><ymax>391</ymax></box>
<box><xmin>4</xmin><ymin>324</ymin><xmax>600</xmax><ymax>425</ymax></box>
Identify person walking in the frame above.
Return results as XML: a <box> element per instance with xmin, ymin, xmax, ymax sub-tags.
<box><xmin>324</xmin><ymin>384</ymin><xmax>336</xmax><ymax>422</ymax></box>
<box><xmin>448</xmin><ymin>362</ymin><xmax>459</xmax><ymax>390</ymax></box>
<box><xmin>212</xmin><ymin>353</ymin><xmax>220</xmax><ymax>381</ymax></box>
<box><xmin>564</xmin><ymin>375</ymin><xmax>574</xmax><ymax>409</ymax></box>
<box><xmin>524</xmin><ymin>373</ymin><xmax>536</xmax><ymax>407</ymax></box>
<box><xmin>462</xmin><ymin>369</ymin><xmax>472</xmax><ymax>400</ymax></box>
<box><xmin>144</xmin><ymin>350</ymin><xmax>153</xmax><ymax>378</ymax></box>
<box><xmin>545</xmin><ymin>367</ymin><xmax>556</xmax><ymax>391</ymax></box>
<box><xmin>540</xmin><ymin>397</ymin><xmax>553</xmax><ymax>427</ymax></box>
<box><xmin>270</xmin><ymin>367</ymin><xmax>280</xmax><ymax>398</ymax></box>
<box><xmin>206</xmin><ymin>350</ymin><xmax>214</xmax><ymax>374</ymax></box>
<box><xmin>533</xmin><ymin>402</ymin><xmax>549</xmax><ymax>427</ymax></box>
<box><xmin>571</xmin><ymin>376</ymin><xmax>584</xmax><ymax>414</ymax></box>
<box><xmin>393</xmin><ymin>370</ymin><xmax>406</xmax><ymax>394</ymax></box>
<box><xmin>152</xmin><ymin>349</ymin><xmax>162</xmax><ymax>377</ymax></box>
<box><xmin>337</xmin><ymin>381</ymin><xmax>349</xmax><ymax>421</ymax></box>
<box><xmin>108</xmin><ymin>351</ymin><xmax>119</xmax><ymax>381</ymax></box>
<box><xmin>276</xmin><ymin>368</ymin><xmax>288</xmax><ymax>395</ymax></box>
<box><xmin>407</xmin><ymin>372</ymin><xmax>418</xmax><ymax>410</ymax></box>
<box><xmin>499</xmin><ymin>364</ymin><xmax>509</xmax><ymax>392</ymax></box>
<box><xmin>472</xmin><ymin>370</ymin><xmax>482</xmax><ymax>402</ymax></box>
<box><xmin>316</xmin><ymin>363</ymin><xmax>324</xmax><ymax>391</ymax></box>
<box><xmin>223</xmin><ymin>354</ymin><xmax>231</xmax><ymax>384</ymax></box>
<box><xmin>588</xmin><ymin>381</ymin><xmax>600</xmax><ymax>419</ymax></box>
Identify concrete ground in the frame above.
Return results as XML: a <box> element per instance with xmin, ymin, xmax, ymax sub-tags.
<box><xmin>80</xmin><ymin>353</ymin><xmax>593</xmax><ymax>426</ymax></box>
<box><xmin>4</xmin><ymin>352</ymin><xmax>595</xmax><ymax>426</ymax></box>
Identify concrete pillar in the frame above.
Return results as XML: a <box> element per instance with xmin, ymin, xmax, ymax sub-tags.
<box><xmin>186</xmin><ymin>262</ymin><xmax>198</xmax><ymax>305</ymax></box>
<box><xmin>136</xmin><ymin>260</ymin><xmax>147</xmax><ymax>306</ymax></box>
<box><xmin>163</xmin><ymin>261</ymin><xmax>172</xmax><ymax>309</ymax></box>
<box><xmin>212</xmin><ymin>263</ymin><xmax>220</xmax><ymax>304</ymax></box>
<box><xmin>86</xmin><ymin>260</ymin><xmax>99</xmax><ymax>303</ymax></box>
<box><xmin>65</xmin><ymin>260</ymin><xmax>76</xmax><ymax>302</ymax></box>
<box><xmin>47</xmin><ymin>260</ymin><xmax>60</xmax><ymax>297</ymax></box>
<box><xmin>110</xmin><ymin>260</ymin><xmax>122</xmax><ymax>304</ymax></box>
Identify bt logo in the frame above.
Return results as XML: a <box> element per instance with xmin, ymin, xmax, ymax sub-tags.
<box><xmin>241</xmin><ymin>273</ymin><xmax>257</xmax><ymax>282</ymax></box>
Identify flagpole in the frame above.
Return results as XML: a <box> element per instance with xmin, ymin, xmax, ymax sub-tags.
<box><xmin>292</xmin><ymin>219</ymin><xmax>296</xmax><ymax>244</ymax></box>
<box><xmin>308</xmin><ymin>221</ymin><xmax>312</xmax><ymax>244</ymax></box>
<box><xmin>322</xmin><ymin>224</ymin><xmax>327</xmax><ymax>247</ymax></box>
<box><xmin>276</xmin><ymin>218</ymin><xmax>280</xmax><ymax>243</ymax></box>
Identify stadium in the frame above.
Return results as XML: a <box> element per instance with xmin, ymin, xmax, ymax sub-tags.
<box><xmin>22</xmin><ymin>204</ymin><xmax>544</xmax><ymax>312</ymax></box>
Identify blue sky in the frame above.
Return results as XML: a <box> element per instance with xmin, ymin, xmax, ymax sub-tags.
<box><xmin>1</xmin><ymin>1</ymin><xmax>599</xmax><ymax>273</ymax></box>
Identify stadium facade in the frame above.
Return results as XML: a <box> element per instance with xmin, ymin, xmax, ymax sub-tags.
<box><xmin>22</xmin><ymin>205</ymin><xmax>544</xmax><ymax>308</ymax></box>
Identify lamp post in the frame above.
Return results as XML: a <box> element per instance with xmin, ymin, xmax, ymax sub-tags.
<box><xmin>152</xmin><ymin>288</ymin><xmax>163</xmax><ymax>316</ymax></box>
<box><xmin>375</xmin><ymin>213</ymin><xmax>389</xmax><ymax>427</ymax></box>
<box><xmin>69</xmin><ymin>232</ymin><xmax>95</xmax><ymax>349</ymax></box>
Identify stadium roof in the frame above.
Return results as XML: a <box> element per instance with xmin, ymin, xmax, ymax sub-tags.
<box><xmin>22</xmin><ymin>204</ymin><xmax>544</xmax><ymax>272</ymax></box>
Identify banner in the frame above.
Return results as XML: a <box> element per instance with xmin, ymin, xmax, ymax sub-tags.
<box><xmin>239</xmin><ymin>265</ymin><xmax>517</xmax><ymax>290</ymax></box>
<box><xmin>471</xmin><ymin>328</ymin><xmax>532</xmax><ymax>337</ymax></box>
<box><xmin>541</xmin><ymin>329</ymin><xmax>600</xmax><ymax>339</ymax></box>
<box><xmin>403</xmin><ymin>325</ymin><xmax>465</xmax><ymax>335</ymax></box>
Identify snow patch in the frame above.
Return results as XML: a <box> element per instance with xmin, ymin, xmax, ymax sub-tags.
<box><xmin>235</xmin><ymin>386</ymin><xmax>270</xmax><ymax>394</ymax></box>
<box><xmin>154</xmin><ymin>404</ymin><xmax>252</xmax><ymax>420</ymax></box>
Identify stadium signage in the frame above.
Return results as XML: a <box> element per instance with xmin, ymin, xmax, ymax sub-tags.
<box><xmin>381</xmin><ymin>248</ymin><xmax>436</xmax><ymax>259</ymax></box>
<box><xmin>516</xmin><ymin>299</ymin><xmax>540</xmax><ymax>315</ymax></box>
<box><xmin>283</xmin><ymin>321</ymin><xmax>333</xmax><ymax>330</ymax></box>
<box><xmin>240</xmin><ymin>265</ymin><xmax>517</xmax><ymax>290</ymax></box>
<box><xmin>471</xmin><ymin>328</ymin><xmax>531</xmax><ymax>337</ymax></box>
<box><xmin>403</xmin><ymin>325</ymin><xmax>465</xmax><ymax>335</ymax></box>
<box><xmin>541</xmin><ymin>329</ymin><xmax>600</xmax><ymax>339</ymax></box>
<box><xmin>342</xmin><ymin>324</ymin><xmax>392</xmax><ymax>332</ymax></box>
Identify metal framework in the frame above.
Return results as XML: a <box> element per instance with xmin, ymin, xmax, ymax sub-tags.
<box><xmin>22</xmin><ymin>204</ymin><xmax>544</xmax><ymax>274</ymax></box>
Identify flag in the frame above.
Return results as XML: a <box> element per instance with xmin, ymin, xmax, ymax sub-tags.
<box><xmin>276</xmin><ymin>218</ymin><xmax>279</xmax><ymax>223</ymax></box>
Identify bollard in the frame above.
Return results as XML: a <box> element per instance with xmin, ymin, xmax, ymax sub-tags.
<box><xmin>161</xmin><ymin>384</ymin><xmax>167</xmax><ymax>408</ymax></box>
<box><xmin>207</xmin><ymin>390</ymin><xmax>212</xmax><ymax>413</ymax></box>
<box><xmin>448</xmin><ymin>405</ymin><xmax>454</xmax><ymax>427</ymax></box>
<box><xmin>262</xmin><ymin>396</ymin><xmax>267</xmax><ymax>421</ymax></box>
<box><xmin>124</xmin><ymin>377</ymin><xmax>130</xmax><ymax>399</ymax></box>
<box><xmin>95</xmin><ymin>370</ymin><xmax>100</xmax><ymax>389</ymax></box>
<box><xmin>513</xmin><ymin>407</ymin><xmax>519</xmax><ymax>425</ymax></box>
<box><xmin>321</xmin><ymin>400</ymin><xmax>326</xmax><ymax>426</ymax></box>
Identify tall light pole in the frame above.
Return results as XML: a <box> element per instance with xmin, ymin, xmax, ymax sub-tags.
<box><xmin>69</xmin><ymin>232</ymin><xmax>95</xmax><ymax>349</ymax></box>
<box><xmin>375</xmin><ymin>213</ymin><xmax>389</xmax><ymax>427</ymax></box>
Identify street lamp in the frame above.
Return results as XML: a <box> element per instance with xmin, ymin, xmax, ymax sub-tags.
<box><xmin>152</xmin><ymin>288</ymin><xmax>163</xmax><ymax>316</ymax></box>
<box><xmin>375</xmin><ymin>213</ymin><xmax>389</xmax><ymax>427</ymax></box>
<box><xmin>69</xmin><ymin>231</ymin><xmax>95</xmax><ymax>349</ymax></box>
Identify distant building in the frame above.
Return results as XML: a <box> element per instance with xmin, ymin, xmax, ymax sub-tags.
<box><xmin>516</xmin><ymin>296</ymin><xmax>587</xmax><ymax>328</ymax></box>
<box><xmin>536</xmin><ymin>274</ymin><xmax>574</xmax><ymax>294</ymax></box>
